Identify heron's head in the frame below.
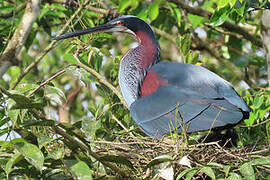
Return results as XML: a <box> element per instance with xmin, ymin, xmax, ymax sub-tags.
<box><xmin>53</xmin><ymin>15</ymin><xmax>153</xmax><ymax>40</ymax></box>
<box><xmin>52</xmin><ymin>15</ymin><xmax>154</xmax><ymax>41</ymax></box>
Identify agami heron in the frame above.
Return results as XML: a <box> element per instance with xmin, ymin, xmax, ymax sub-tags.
<box><xmin>53</xmin><ymin>16</ymin><xmax>252</xmax><ymax>138</ymax></box>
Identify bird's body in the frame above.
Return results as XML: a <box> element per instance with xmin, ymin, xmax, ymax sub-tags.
<box><xmin>53</xmin><ymin>15</ymin><xmax>252</xmax><ymax>138</ymax></box>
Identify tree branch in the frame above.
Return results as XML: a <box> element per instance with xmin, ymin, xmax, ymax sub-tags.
<box><xmin>72</xmin><ymin>52</ymin><xmax>128</xmax><ymax>109</ymax></box>
<box><xmin>0</xmin><ymin>0</ymin><xmax>41</xmax><ymax>78</ymax></box>
<box><xmin>169</xmin><ymin>0</ymin><xmax>263</xmax><ymax>48</ymax></box>
<box><xmin>10</xmin><ymin>0</ymin><xmax>91</xmax><ymax>90</ymax></box>
<box><xmin>28</xmin><ymin>108</ymin><xmax>134</xmax><ymax>178</ymax></box>
<box><xmin>27</xmin><ymin>69</ymin><xmax>66</xmax><ymax>97</ymax></box>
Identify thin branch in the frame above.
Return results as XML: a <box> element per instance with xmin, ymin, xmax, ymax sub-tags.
<box><xmin>27</xmin><ymin>69</ymin><xmax>66</xmax><ymax>97</ymax></box>
<box><xmin>246</xmin><ymin>148</ymin><xmax>270</xmax><ymax>155</ymax></box>
<box><xmin>72</xmin><ymin>52</ymin><xmax>128</xmax><ymax>109</ymax></box>
<box><xmin>111</xmin><ymin>114</ymin><xmax>129</xmax><ymax>132</ymax></box>
<box><xmin>239</xmin><ymin>118</ymin><xmax>270</xmax><ymax>128</ymax></box>
<box><xmin>10</xmin><ymin>0</ymin><xmax>91</xmax><ymax>90</ymax></box>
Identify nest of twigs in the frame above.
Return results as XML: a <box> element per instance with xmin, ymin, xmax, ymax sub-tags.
<box><xmin>93</xmin><ymin>131</ymin><xmax>269</xmax><ymax>179</ymax></box>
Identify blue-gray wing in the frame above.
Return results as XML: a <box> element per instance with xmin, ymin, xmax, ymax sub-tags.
<box><xmin>130</xmin><ymin>62</ymin><xmax>251</xmax><ymax>138</ymax></box>
<box><xmin>130</xmin><ymin>86</ymin><xmax>244</xmax><ymax>138</ymax></box>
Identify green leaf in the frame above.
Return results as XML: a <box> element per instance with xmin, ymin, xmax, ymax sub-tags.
<box><xmin>64</xmin><ymin>160</ymin><xmax>92</xmax><ymax>180</ymax></box>
<box><xmin>244</xmin><ymin>112</ymin><xmax>255</xmax><ymax>126</ymax></box>
<box><xmin>253</xmin><ymin>95</ymin><xmax>264</xmax><ymax>109</ymax></box>
<box><xmin>227</xmin><ymin>173</ymin><xmax>242</xmax><ymax>180</ymax></box>
<box><xmin>63</xmin><ymin>53</ymin><xmax>77</xmax><ymax>64</ymax></box>
<box><xmin>208</xmin><ymin>162</ymin><xmax>224</xmax><ymax>168</ymax></box>
<box><xmin>8</xmin><ymin>109</ymin><xmax>20</xmax><ymax>123</ymax></box>
<box><xmin>5</xmin><ymin>152</ymin><xmax>23</xmax><ymax>175</ymax></box>
<box><xmin>48</xmin><ymin>146</ymin><xmax>64</xmax><ymax>160</ymax></box>
<box><xmin>185</xmin><ymin>169</ymin><xmax>199</xmax><ymax>180</ymax></box>
<box><xmin>15</xmin><ymin>83</ymin><xmax>39</xmax><ymax>94</ymax></box>
<box><xmin>187</xmin><ymin>14</ymin><xmax>206</xmax><ymax>28</ymax></box>
<box><xmin>148</xmin><ymin>0</ymin><xmax>160</xmax><ymax>21</ymax></box>
<box><xmin>38</xmin><ymin>135</ymin><xmax>53</xmax><ymax>148</ymax></box>
<box><xmin>210</xmin><ymin>5</ymin><xmax>231</xmax><ymax>26</ymax></box>
<box><xmin>239</xmin><ymin>162</ymin><xmax>255</xmax><ymax>180</ymax></box>
<box><xmin>46</xmin><ymin>86</ymin><xmax>66</xmax><ymax>100</ymax></box>
<box><xmin>168</xmin><ymin>3</ymin><xmax>181</xmax><ymax>26</ymax></box>
<box><xmin>119</xmin><ymin>0</ymin><xmax>131</xmax><ymax>13</ymax></box>
<box><xmin>176</xmin><ymin>168</ymin><xmax>198</xmax><ymax>180</ymax></box>
<box><xmin>12</xmin><ymin>139</ymin><xmax>44</xmax><ymax>171</ymax></box>
<box><xmin>137</xmin><ymin>7</ymin><xmax>148</xmax><ymax>20</ymax></box>
<box><xmin>177</xmin><ymin>34</ymin><xmax>191</xmax><ymax>56</ymax></box>
<box><xmin>146</xmin><ymin>155</ymin><xmax>173</xmax><ymax>169</ymax></box>
<box><xmin>0</xmin><ymin>141</ymin><xmax>12</xmax><ymax>152</ymax></box>
<box><xmin>217</xmin><ymin>0</ymin><xmax>230</xmax><ymax>9</ymax></box>
<box><xmin>251</xmin><ymin>158</ymin><xmax>270</xmax><ymax>166</ymax></box>
<box><xmin>230</xmin><ymin>0</ymin><xmax>238</xmax><ymax>7</ymax></box>
<box><xmin>100</xmin><ymin>155</ymin><xmax>134</xmax><ymax>169</ymax></box>
<box><xmin>7</xmin><ymin>92</ymin><xmax>44</xmax><ymax>109</ymax></box>
<box><xmin>201</xmin><ymin>166</ymin><xmax>216</xmax><ymax>180</ymax></box>
<box><xmin>234</xmin><ymin>1</ymin><xmax>246</xmax><ymax>16</ymax></box>
<box><xmin>223</xmin><ymin>165</ymin><xmax>231</xmax><ymax>177</ymax></box>
<box><xmin>81</xmin><ymin>117</ymin><xmax>101</xmax><ymax>140</ymax></box>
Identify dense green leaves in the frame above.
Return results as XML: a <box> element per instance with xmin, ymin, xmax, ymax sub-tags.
<box><xmin>0</xmin><ymin>0</ymin><xmax>269</xmax><ymax>179</ymax></box>
<box><xmin>64</xmin><ymin>160</ymin><xmax>92</xmax><ymax>180</ymax></box>
<box><xmin>12</xmin><ymin>139</ymin><xmax>44</xmax><ymax>171</ymax></box>
<box><xmin>239</xmin><ymin>162</ymin><xmax>255</xmax><ymax>180</ymax></box>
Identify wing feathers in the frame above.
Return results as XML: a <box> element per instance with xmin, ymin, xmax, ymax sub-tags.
<box><xmin>130</xmin><ymin>86</ymin><xmax>245</xmax><ymax>138</ymax></box>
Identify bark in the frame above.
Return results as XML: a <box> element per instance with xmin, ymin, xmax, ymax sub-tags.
<box><xmin>0</xmin><ymin>0</ymin><xmax>41</xmax><ymax>78</ymax></box>
<box><xmin>58</xmin><ymin>87</ymin><xmax>81</xmax><ymax>123</ymax></box>
<box><xmin>261</xmin><ymin>10</ymin><xmax>270</xmax><ymax>86</ymax></box>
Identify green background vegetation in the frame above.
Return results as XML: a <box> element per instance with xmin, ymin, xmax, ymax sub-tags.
<box><xmin>0</xmin><ymin>0</ymin><xmax>269</xmax><ymax>179</ymax></box>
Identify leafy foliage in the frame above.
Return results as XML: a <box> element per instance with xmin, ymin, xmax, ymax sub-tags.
<box><xmin>0</xmin><ymin>0</ymin><xmax>269</xmax><ymax>179</ymax></box>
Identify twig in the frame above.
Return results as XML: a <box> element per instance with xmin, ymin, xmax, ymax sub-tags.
<box><xmin>94</xmin><ymin>140</ymin><xmax>175</xmax><ymax>148</ymax></box>
<box><xmin>10</xmin><ymin>0</ymin><xmax>91</xmax><ymax>90</ymax></box>
<box><xmin>72</xmin><ymin>52</ymin><xmax>128</xmax><ymax>109</ymax></box>
<box><xmin>111</xmin><ymin>114</ymin><xmax>129</xmax><ymax>132</ymax></box>
<box><xmin>240</xmin><ymin>118</ymin><xmax>270</xmax><ymax>128</ymax></box>
<box><xmin>215</xmin><ymin>142</ymin><xmax>246</xmax><ymax>161</ymax></box>
<box><xmin>27</xmin><ymin>69</ymin><xmax>66</xmax><ymax>97</ymax></box>
<box><xmin>247</xmin><ymin>148</ymin><xmax>270</xmax><ymax>155</ymax></box>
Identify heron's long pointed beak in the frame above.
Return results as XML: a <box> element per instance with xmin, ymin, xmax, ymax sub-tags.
<box><xmin>52</xmin><ymin>23</ymin><xmax>115</xmax><ymax>41</ymax></box>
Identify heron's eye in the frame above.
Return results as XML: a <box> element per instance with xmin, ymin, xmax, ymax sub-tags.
<box><xmin>117</xmin><ymin>21</ymin><xmax>124</xmax><ymax>26</ymax></box>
